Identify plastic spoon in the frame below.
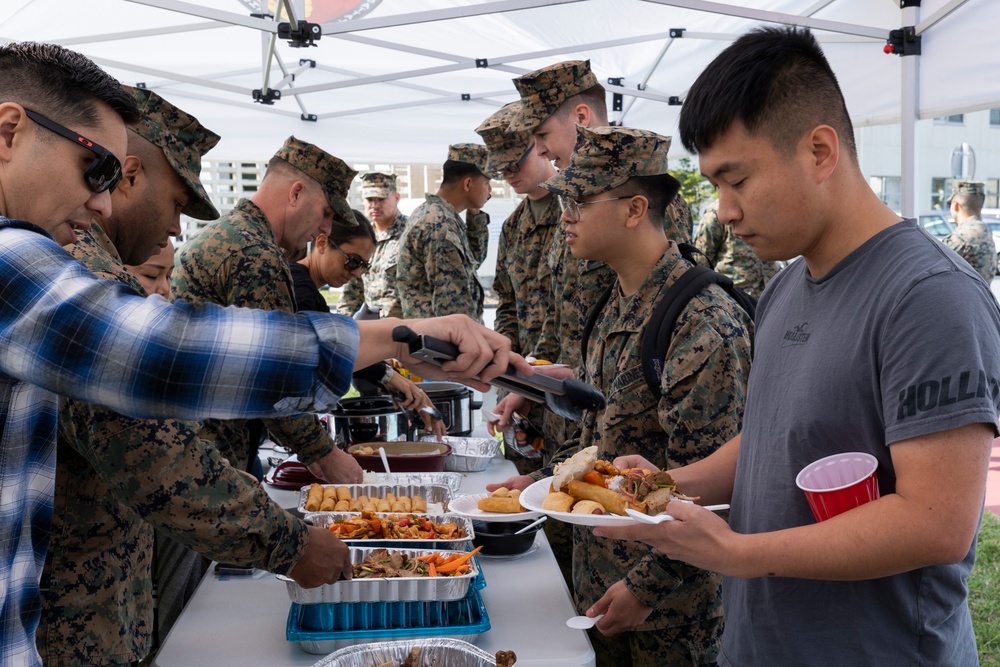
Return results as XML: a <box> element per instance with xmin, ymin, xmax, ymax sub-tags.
<box><xmin>513</xmin><ymin>515</ymin><xmax>547</xmax><ymax>535</ymax></box>
<box><xmin>625</xmin><ymin>505</ymin><xmax>730</xmax><ymax>524</ymax></box>
<box><xmin>566</xmin><ymin>614</ymin><xmax>604</xmax><ymax>629</ymax></box>
<box><xmin>378</xmin><ymin>446</ymin><xmax>392</xmax><ymax>475</ymax></box>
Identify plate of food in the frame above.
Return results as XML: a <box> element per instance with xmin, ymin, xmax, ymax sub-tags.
<box><xmin>448</xmin><ymin>489</ymin><xmax>543</xmax><ymax>523</ymax></box>
<box><xmin>518</xmin><ymin>446</ymin><xmax>698</xmax><ymax>527</ymax></box>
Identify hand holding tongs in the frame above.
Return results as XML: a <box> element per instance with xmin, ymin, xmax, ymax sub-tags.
<box><xmin>391</xmin><ymin>326</ymin><xmax>606</xmax><ymax>420</ymax></box>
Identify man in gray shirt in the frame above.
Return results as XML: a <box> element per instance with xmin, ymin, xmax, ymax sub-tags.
<box><xmin>596</xmin><ymin>26</ymin><xmax>1000</xmax><ymax>666</ymax></box>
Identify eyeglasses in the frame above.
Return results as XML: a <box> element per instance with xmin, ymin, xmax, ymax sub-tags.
<box><xmin>24</xmin><ymin>108</ymin><xmax>123</xmax><ymax>194</ymax></box>
<box><xmin>558</xmin><ymin>195</ymin><xmax>630</xmax><ymax>222</ymax></box>
<box><xmin>501</xmin><ymin>143</ymin><xmax>536</xmax><ymax>175</ymax></box>
<box><xmin>332</xmin><ymin>242</ymin><xmax>372</xmax><ymax>273</ymax></box>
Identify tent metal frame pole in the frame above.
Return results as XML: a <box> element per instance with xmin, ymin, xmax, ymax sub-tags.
<box><xmin>319</xmin><ymin>0</ymin><xmax>587</xmax><ymax>35</ymax></box>
<box><xmin>640</xmin><ymin>0</ymin><xmax>887</xmax><ymax>39</ymax></box>
<box><xmin>126</xmin><ymin>0</ymin><xmax>277</xmax><ymax>32</ymax></box>
<box><xmin>89</xmin><ymin>55</ymin><xmax>248</xmax><ymax>94</ymax></box>
<box><xmin>900</xmin><ymin>2</ymin><xmax>920</xmax><ymax>218</ymax></box>
<box><xmin>53</xmin><ymin>22</ymin><xmax>223</xmax><ymax>46</ymax></box>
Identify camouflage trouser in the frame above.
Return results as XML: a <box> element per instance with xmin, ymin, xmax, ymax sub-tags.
<box><xmin>588</xmin><ymin>615</ymin><xmax>723</xmax><ymax>667</ymax></box>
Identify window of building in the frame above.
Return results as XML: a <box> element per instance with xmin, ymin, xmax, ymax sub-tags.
<box><xmin>931</xmin><ymin>177</ymin><xmax>949</xmax><ymax>211</ymax></box>
<box><xmin>987</xmin><ymin>179</ymin><xmax>1000</xmax><ymax>209</ymax></box>
<box><xmin>934</xmin><ymin>114</ymin><xmax>965</xmax><ymax>125</ymax></box>
<box><xmin>870</xmin><ymin>175</ymin><xmax>902</xmax><ymax>212</ymax></box>
<box><xmin>991</xmin><ymin>109</ymin><xmax>1000</xmax><ymax>126</ymax></box>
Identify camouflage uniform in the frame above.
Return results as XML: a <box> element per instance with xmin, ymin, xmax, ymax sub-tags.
<box><xmin>338</xmin><ymin>172</ymin><xmax>408</xmax><ymax>318</ymax></box>
<box><xmin>692</xmin><ymin>200</ymin><xmax>777</xmax><ymax>297</ymax></box>
<box><xmin>396</xmin><ymin>144</ymin><xmax>492</xmax><ymax>322</ymax></box>
<box><xmin>942</xmin><ymin>180</ymin><xmax>996</xmax><ymax>283</ymax></box>
<box><xmin>541</xmin><ymin>127</ymin><xmax>754</xmax><ymax>667</ymax></box>
<box><xmin>171</xmin><ymin>137</ymin><xmax>356</xmax><ymax>470</ymax></box>
<box><xmin>38</xmin><ymin>223</ymin><xmax>309</xmax><ymax>666</ymax></box>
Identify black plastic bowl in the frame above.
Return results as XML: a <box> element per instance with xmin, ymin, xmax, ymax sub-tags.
<box><xmin>472</xmin><ymin>519</ymin><xmax>542</xmax><ymax>556</ymax></box>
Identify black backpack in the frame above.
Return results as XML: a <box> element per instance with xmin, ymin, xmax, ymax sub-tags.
<box><xmin>580</xmin><ymin>244</ymin><xmax>757</xmax><ymax>398</ymax></box>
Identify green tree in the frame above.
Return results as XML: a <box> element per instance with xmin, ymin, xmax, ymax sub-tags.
<box><xmin>670</xmin><ymin>157</ymin><xmax>715</xmax><ymax>219</ymax></box>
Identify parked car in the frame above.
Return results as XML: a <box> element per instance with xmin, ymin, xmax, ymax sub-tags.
<box><xmin>918</xmin><ymin>212</ymin><xmax>955</xmax><ymax>239</ymax></box>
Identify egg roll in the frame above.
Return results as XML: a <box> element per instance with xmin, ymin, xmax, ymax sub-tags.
<box><xmin>336</xmin><ymin>485</ymin><xmax>351</xmax><ymax>502</ymax></box>
<box><xmin>412</xmin><ymin>495</ymin><xmax>427</xmax><ymax>513</ymax></box>
<box><xmin>541</xmin><ymin>491</ymin><xmax>575</xmax><ymax>513</ymax></box>
<box><xmin>304</xmin><ymin>484</ymin><xmax>324</xmax><ymax>512</ymax></box>
<box><xmin>334</xmin><ymin>499</ymin><xmax>350</xmax><ymax>512</ymax></box>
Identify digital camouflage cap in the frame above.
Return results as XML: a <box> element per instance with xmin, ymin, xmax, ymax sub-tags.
<box><xmin>542</xmin><ymin>125</ymin><xmax>677</xmax><ymax>199</ymax></box>
<box><xmin>447</xmin><ymin>143</ymin><xmax>493</xmax><ymax>179</ymax></box>
<box><xmin>476</xmin><ymin>101</ymin><xmax>533</xmax><ymax>174</ymax></box>
<box><xmin>124</xmin><ymin>85</ymin><xmax>220</xmax><ymax>220</ymax></box>
<box><xmin>950</xmin><ymin>180</ymin><xmax>985</xmax><ymax>200</ymax></box>
<box><xmin>359</xmin><ymin>172</ymin><xmax>397</xmax><ymax>199</ymax></box>
<box><xmin>507</xmin><ymin>60</ymin><xmax>599</xmax><ymax>133</ymax></box>
<box><xmin>273</xmin><ymin>136</ymin><xmax>357</xmax><ymax>225</ymax></box>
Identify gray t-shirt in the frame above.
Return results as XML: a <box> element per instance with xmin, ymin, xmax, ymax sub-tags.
<box><xmin>721</xmin><ymin>219</ymin><xmax>1000</xmax><ymax>666</ymax></box>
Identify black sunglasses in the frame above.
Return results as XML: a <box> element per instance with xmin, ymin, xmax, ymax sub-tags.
<box><xmin>24</xmin><ymin>108</ymin><xmax>123</xmax><ymax>193</ymax></box>
<box><xmin>332</xmin><ymin>242</ymin><xmax>372</xmax><ymax>273</ymax></box>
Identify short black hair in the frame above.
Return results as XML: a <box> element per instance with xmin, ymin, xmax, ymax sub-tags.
<box><xmin>442</xmin><ymin>159</ymin><xmax>486</xmax><ymax>185</ymax></box>
<box><xmin>558</xmin><ymin>83</ymin><xmax>609</xmax><ymax>124</ymax></box>
<box><xmin>0</xmin><ymin>42</ymin><xmax>139</xmax><ymax>127</ymax></box>
<box><xmin>679</xmin><ymin>26</ymin><xmax>857</xmax><ymax>162</ymax></box>
<box><xmin>325</xmin><ymin>209</ymin><xmax>377</xmax><ymax>247</ymax></box>
<box><xmin>612</xmin><ymin>173</ymin><xmax>682</xmax><ymax>228</ymax></box>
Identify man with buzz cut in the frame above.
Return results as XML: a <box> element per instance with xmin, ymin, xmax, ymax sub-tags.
<box><xmin>942</xmin><ymin>179</ymin><xmax>996</xmax><ymax>283</ymax></box>
<box><xmin>494</xmin><ymin>60</ymin><xmax>694</xmax><ymax>454</ymax></box>
<box><xmin>493</xmin><ymin>125</ymin><xmax>752</xmax><ymax>666</ymax></box>
<box><xmin>338</xmin><ymin>171</ymin><xmax>409</xmax><ymax>318</ymax></box>
<box><xmin>397</xmin><ymin>143</ymin><xmax>493</xmax><ymax>323</ymax></box>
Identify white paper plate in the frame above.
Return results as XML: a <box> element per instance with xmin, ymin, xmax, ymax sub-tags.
<box><xmin>519</xmin><ymin>477</ymin><xmax>647</xmax><ymax>527</ymax></box>
<box><xmin>448</xmin><ymin>493</ymin><xmax>543</xmax><ymax>523</ymax></box>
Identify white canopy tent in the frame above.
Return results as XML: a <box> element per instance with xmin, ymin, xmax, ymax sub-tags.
<box><xmin>2</xmin><ymin>0</ymin><xmax>998</xmax><ymax>216</ymax></box>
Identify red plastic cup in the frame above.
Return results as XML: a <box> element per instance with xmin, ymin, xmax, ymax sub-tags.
<box><xmin>795</xmin><ymin>452</ymin><xmax>880</xmax><ymax>522</ymax></box>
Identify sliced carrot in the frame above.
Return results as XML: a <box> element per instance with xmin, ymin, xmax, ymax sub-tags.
<box><xmin>436</xmin><ymin>546</ymin><xmax>483</xmax><ymax>574</ymax></box>
<box><xmin>428</xmin><ymin>562</ymin><xmax>437</xmax><ymax>577</ymax></box>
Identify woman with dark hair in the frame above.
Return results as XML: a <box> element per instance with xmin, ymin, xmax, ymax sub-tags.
<box><xmin>292</xmin><ymin>210</ymin><xmax>445</xmax><ymax>438</ymax></box>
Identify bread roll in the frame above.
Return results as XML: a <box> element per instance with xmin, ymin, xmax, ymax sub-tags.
<box><xmin>571</xmin><ymin>499</ymin><xmax>605</xmax><ymax>515</ymax></box>
<box><xmin>541</xmin><ymin>491</ymin><xmax>575</xmax><ymax>513</ymax></box>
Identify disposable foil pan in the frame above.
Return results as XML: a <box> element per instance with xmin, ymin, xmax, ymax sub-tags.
<box><xmin>361</xmin><ymin>471</ymin><xmax>464</xmax><ymax>496</ymax></box>
<box><xmin>297</xmin><ymin>483</ymin><xmax>453</xmax><ymax>515</ymax></box>
<box><xmin>305</xmin><ymin>512</ymin><xmax>475</xmax><ymax>549</ymax></box>
<box><xmin>282</xmin><ymin>546</ymin><xmax>479</xmax><ymax>603</ymax></box>
<box><xmin>308</xmin><ymin>637</ymin><xmax>495</xmax><ymax>666</ymax></box>
<box><xmin>424</xmin><ymin>436</ymin><xmax>500</xmax><ymax>473</ymax></box>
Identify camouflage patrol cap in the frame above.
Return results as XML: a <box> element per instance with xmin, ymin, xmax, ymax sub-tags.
<box><xmin>124</xmin><ymin>85</ymin><xmax>220</xmax><ymax>221</ymax></box>
<box><xmin>950</xmin><ymin>180</ymin><xmax>986</xmax><ymax>200</ymax></box>
<box><xmin>359</xmin><ymin>172</ymin><xmax>397</xmax><ymax>199</ymax></box>
<box><xmin>273</xmin><ymin>136</ymin><xmax>357</xmax><ymax>225</ymax></box>
<box><xmin>447</xmin><ymin>143</ymin><xmax>493</xmax><ymax>178</ymax></box>
<box><xmin>542</xmin><ymin>125</ymin><xmax>675</xmax><ymax>198</ymax></box>
<box><xmin>476</xmin><ymin>101</ymin><xmax>533</xmax><ymax>174</ymax></box>
<box><xmin>508</xmin><ymin>60</ymin><xmax>599</xmax><ymax>133</ymax></box>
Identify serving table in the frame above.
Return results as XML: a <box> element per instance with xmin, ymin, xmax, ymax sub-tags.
<box><xmin>152</xmin><ymin>456</ymin><xmax>595</xmax><ymax>666</ymax></box>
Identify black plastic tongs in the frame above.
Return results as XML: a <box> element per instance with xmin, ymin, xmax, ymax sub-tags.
<box><xmin>392</xmin><ymin>325</ymin><xmax>606</xmax><ymax>420</ymax></box>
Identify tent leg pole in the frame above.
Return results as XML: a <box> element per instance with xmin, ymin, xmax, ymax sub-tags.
<box><xmin>900</xmin><ymin>3</ymin><xmax>920</xmax><ymax>219</ymax></box>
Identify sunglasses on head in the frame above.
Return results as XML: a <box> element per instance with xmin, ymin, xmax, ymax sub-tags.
<box><xmin>24</xmin><ymin>108</ymin><xmax>123</xmax><ymax>194</ymax></box>
<box><xmin>331</xmin><ymin>242</ymin><xmax>372</xmax><ymax>273</ymax></box>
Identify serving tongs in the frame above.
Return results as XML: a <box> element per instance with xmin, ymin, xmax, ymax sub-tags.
<box><xmin>392</xmin><ymin>326</ymin><xmax>606</xmax><ymax>420</ymax></box>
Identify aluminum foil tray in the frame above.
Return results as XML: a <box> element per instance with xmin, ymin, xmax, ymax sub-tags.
<box><xmin>305</xmin><ymin>512</ymin><xmax>475</xmax><ymax>550</ymax></box>
<box><xmin>283</xmin><ymin>546</ymin><xmax>480</xmax><ymax>604</ymax></box>
<box><xmin>289</xmin><ymin>590</ymin><xmax>490</xmax><ymax>656</ymax></box>
<box><xmin>361</xmin><ymin>471</ymin><xmax>464</xmax><ymax>496</ymax></box>
<box><xmin>297</xmin><ymin>483</ymin><xmax>453</xmax><ymax>515</ymax></box>
<box><xmin>309</xmin><ymin>637</ymin><xmax>496</xmax><ymax>666</ymax></box>
<box><xmin>423</xmin><ymin>436</ymin><xmax>500</xmax><ymax>473</ymax></box>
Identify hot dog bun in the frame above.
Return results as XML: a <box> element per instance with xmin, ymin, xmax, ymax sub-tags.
<box><xmin>570</xmin><ymin>499</ymin><xmax>605</xmax><ymax>515</ymax></box>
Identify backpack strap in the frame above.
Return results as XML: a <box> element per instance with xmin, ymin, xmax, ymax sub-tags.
<box><xmin>580</xmin><ymin>282</ymin><xmax>616</xmax><ymax>375</ymax></box>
